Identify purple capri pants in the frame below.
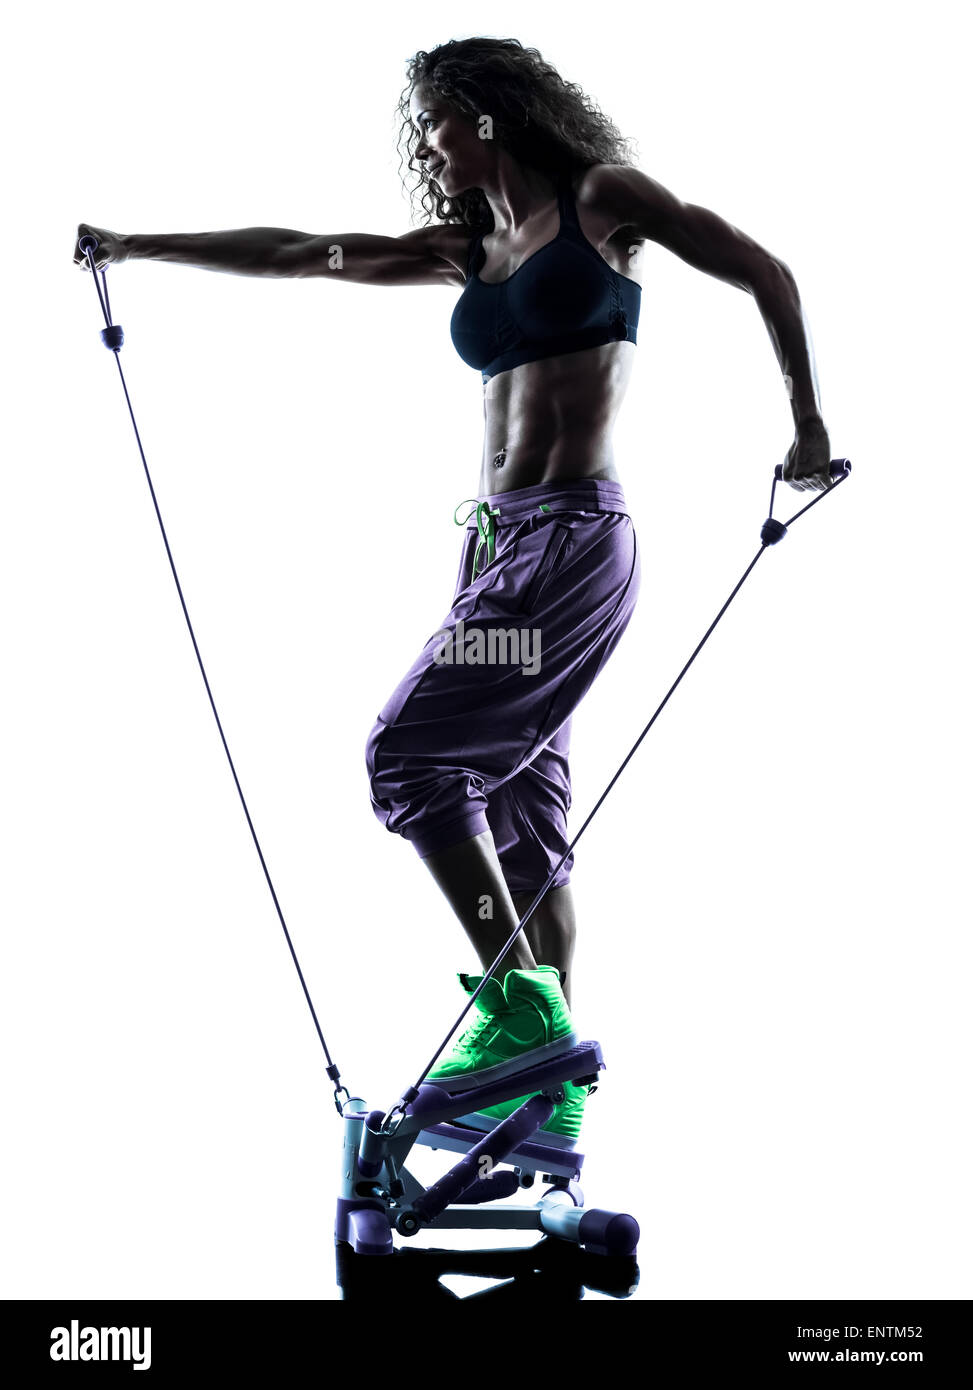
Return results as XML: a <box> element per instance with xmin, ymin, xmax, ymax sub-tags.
<box><xmin>365</xmin><ymin>477</ymin><xmax>641</xmax><ymax>893</ymax></box>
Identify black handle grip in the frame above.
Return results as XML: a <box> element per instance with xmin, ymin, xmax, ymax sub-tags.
<box><xmin>78</xmin><ymin>235</ymin><xmax>99</xmax><ymax>255</ymax></box>
<box><xmin>775</xmin><ymin>458</ymin><xmax>851</xmax><ymax>482</ymax></box>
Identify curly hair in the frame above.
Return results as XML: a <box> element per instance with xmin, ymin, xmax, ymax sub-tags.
<box><xmin>396</xmin><ymin>37</ymin><xmax>640</xmax><ymax>231</ymax></box>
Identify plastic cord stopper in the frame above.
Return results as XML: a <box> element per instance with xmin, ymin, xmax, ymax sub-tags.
<box><xmin>760</xmin><ymin>517</ymin><xmax>788</xmax><ymax>546</ymax></box>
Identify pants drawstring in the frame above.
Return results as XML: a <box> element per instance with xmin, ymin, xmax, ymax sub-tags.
<box><xmin>454</xmin><ymin>498</ymin><xmax>501</xmax><ymax>578</ymax></box>
<box><xmin>454</xmin><ymin>498</ymin><xmax>554</xmax><ymax>578</ymax></box>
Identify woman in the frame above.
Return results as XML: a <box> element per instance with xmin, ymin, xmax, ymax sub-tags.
<box><xmin>74</xmin><ymin>37</ymin><xmax>833</xmax><ymax>1142</ymax></box>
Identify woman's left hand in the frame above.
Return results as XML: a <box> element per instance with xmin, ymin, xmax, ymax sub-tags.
<box><xmin>781</xmin><ymin>418</ymin><xmax>833</xmax><ymax>493</ymax></box>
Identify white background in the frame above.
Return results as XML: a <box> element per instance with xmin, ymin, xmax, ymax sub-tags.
<box><xmin>3</xmin><ymin>0</ymin><xmax>969</xmax><ymax>1301</ymax></box>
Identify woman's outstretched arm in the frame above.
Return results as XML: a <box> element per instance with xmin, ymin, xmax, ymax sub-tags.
<box><xmin>75</xmin><ymin>221</ymin><xmax>471</xmax><ymax>287</ymax></box>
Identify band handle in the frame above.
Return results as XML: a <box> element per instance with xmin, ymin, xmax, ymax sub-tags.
<box><xmin>775</xmin><ymin>458</ymin><xmax>852</xmax><ymax>482</ymax></box>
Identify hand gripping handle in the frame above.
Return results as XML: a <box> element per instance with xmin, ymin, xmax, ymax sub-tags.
<box><xmin>77</xmin><ymin>236</ymin><xmax>124</xmax><ymax>350</ymax></box>
<box><xmin>761</xmin><ymin>456</ymin><xmax>851</xmax><ymax>545</ymax></box>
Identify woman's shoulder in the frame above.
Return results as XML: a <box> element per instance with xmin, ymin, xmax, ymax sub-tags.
<box><xmin>572</xmin><ymin>163</ymin><xmax>645</xmax><ymax>218</ymax></box>
<box><xmin>397</xmin><ymin>221</ymin><xmax>483</xmax><ymax>285</ymax></box>
<box><xmin>569</xmin><ymin>164</ymin><xmax>649</xmax><ymax>256</ymax></box>
<box><xmin>436</xmin><ymin>220</ymin><xmax>486</xmax><ymax>283</ymax></box>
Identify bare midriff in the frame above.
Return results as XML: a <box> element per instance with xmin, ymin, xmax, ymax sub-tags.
<box><xmin>477</xmin><ymin>338</ymin><xmax>636</xmax><ymax>496</ymax></box>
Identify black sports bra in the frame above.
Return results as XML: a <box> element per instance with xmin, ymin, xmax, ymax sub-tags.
<box><xmin>449</xmin><ymin>173</ymin><xmax>641</xmax><ymax>381</ymax></box>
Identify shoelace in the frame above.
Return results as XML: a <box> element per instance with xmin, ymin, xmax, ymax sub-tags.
<box><xmin>453</xmin><ymin>1012</ymin><xmax>494</xmax><ymax>1054</ymax></box>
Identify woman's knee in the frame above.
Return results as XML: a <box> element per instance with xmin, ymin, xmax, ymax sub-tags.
<box><xmin>365</xmin><ymin>715</ymin><xmax>396</xmax><ymax>812</ymax></box>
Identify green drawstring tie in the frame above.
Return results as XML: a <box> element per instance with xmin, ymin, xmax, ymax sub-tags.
<box><xmin>454</xmin><ymin>497</ymin><xmax>502</xmax><ymax>578</ymax></box>
<box><xmin>453</xmin><ymin>498</ymin><xmax>555</xmax><ymax>579</ymax></box>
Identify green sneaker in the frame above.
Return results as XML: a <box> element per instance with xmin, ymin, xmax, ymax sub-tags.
<box><xmin>425</xmin><ymin>972</ymin><xmax>506</xmax><ymax>1084</ymax></box>
<box><xmin>426</xmin><ymin>966</ymin><xmax>577</xmax><ymax>1089</ymax></box>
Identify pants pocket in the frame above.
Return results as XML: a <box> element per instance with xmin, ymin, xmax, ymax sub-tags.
<box><xmin>520</xmin><ymin>522</ymin><xmax>571</xmax><ymax>615</ymax></box>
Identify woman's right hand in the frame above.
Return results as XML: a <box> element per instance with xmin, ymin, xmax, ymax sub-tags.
<box><xmin>74</xmin><ymin>223</ymin><xmax>127</xmax><ymax>272</ymax></box>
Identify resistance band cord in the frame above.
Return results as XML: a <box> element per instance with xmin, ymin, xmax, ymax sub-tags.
<box><xmin>78</xmin><ymin>244</ymin><xmax>850</xmax><ymax>1129</ymax></box>
<box><xmin>78</xmin><ymin>244</ymin><xmax>351</xmax><ymax>1117</ymax></box>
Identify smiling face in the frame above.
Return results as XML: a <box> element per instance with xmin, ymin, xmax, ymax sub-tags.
<box><xmin>409</xmin><ymin>81</ymin><xmax>489</xmax><ymax>196</ymax></box>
